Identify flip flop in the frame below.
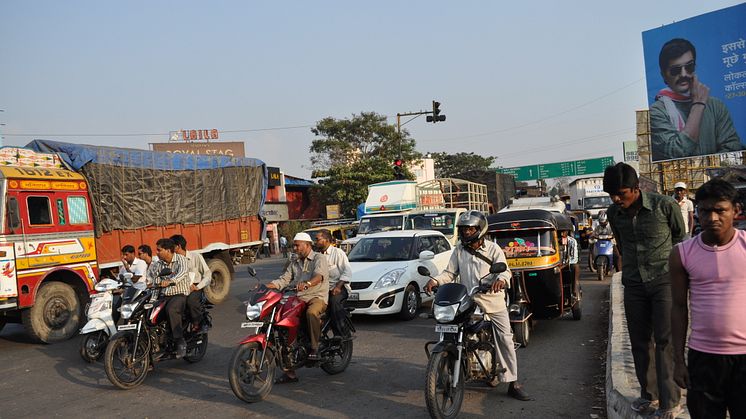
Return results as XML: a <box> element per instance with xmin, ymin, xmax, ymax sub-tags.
<box><xmin>274</xmin><ymin>374</ymin><xmax>299</xmax><ymax>384</ymax></box>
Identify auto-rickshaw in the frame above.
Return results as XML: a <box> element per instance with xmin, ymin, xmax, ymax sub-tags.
<box><xmin>569</xmin><ymin>209</ymin><xmax>593</xmax><ymax>249</ymax></box>
<box><xmin>487</xmin><ymin>209</ymin><xmax>582</xmax><ymax>347</ymax></box>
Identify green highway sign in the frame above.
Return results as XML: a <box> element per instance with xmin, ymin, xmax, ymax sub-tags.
<box><xmin>498</xmin><ymin>156</ymin><xmax>614</xmax><ymax>181</ymax></box>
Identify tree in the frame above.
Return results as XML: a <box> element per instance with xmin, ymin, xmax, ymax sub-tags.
<box><xmin>429</xmin><ymin>152</ymin><xmax>495</xmax><ymax>178</ymax></box>
<box><xmin>310</xmin><ymin>112</ymin><xmax>422</xmax><ymax>215</ymax></box>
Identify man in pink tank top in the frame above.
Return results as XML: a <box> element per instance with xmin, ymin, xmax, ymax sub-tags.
<box><xmin>671</xmin><ymin>178</ymin><xmax>746</xmax><ymax>419</ymax></box>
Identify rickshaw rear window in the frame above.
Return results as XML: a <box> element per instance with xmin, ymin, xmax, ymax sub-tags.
<box><xmin>489</xmin><ymin>229</ymin><xmax>557</xmax><ymax>258</ymax></box>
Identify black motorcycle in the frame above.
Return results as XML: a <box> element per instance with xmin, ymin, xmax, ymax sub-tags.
<box><xmin>420</xmin><ymin>262</ymin><xmax>508</xmax><ymax>419</ymax></box>
<box><xmin>103</xmin><ymin>269</ymin><xmax>212</xmax><ymax>389</ymax></box>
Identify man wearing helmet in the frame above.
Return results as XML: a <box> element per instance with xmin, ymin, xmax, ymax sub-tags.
<box><xmin>424</xmin><ymin>210</ymin><xmax>531</xmax><ymax>401</ymax></box>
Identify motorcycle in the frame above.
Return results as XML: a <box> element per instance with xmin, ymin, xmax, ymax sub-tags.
<box><xmin>103</xmin><ymin>268</ymin><xmax>212</xmax><ymax>389</ymax></box>
<box><xmin>228</xmin><ymin>267</ymin><xmax>354</xmax><ymax>403</ymax></box>
<box><xmin>589</xmin><ymin>234</ymin><xmax>614</xmax><ymax>281</ymax></box>
<box><xmin>420</xmin><ymin>262</ymin><xmax>508</xmax><ymax>419</ymax></box>
<box><xmin>79</xmin><ymin>273</ymin><xmax>130</xmax><ymax>362</ymax></box>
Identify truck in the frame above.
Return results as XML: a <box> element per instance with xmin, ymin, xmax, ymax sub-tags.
<box><xmin>568</xmin><ymin>177</ymin><xmax>612</xmax><ymax>219</ymax></box>
<box><xmin>0</xmin><ymin>142</ymin><xmax>266</xmax><ymax>343</ymax></box>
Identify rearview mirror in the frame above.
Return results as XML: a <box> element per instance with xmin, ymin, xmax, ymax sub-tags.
<box><xmin>490</xmin><ymin>262</ymin><xmax>507</xmax><ymax>274</ymax></box>
<box><xmin>419</xmin><ymin>250</ymin><xmax>435</xmax><ymax>260</ymax></box>
<box><xmin>247</xmin><ymin>266</ymin><xmax>257</xmax><ymax>277</ymax></box>
<box><xmin>417</xmin><ymin>266</ymin><xmax>431</xmax><ymax>277</ymax></box>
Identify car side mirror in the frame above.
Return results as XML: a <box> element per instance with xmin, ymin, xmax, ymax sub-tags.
<box><xmin>419</xmin><ymin>250</ymin><xmax>435</xmax><ymax>260</ymax></box>
<box><xmin>417</xmin><ymin>266</ymin><xmax>432</xmax><ymax>277</ymax></box>
<box><xmin>247</xmin><ymin>266</ymin><xmax>257</xmax><ymax>277</ymax></box>
<box><xmin>490</xmin><ymin>262</ymin><xmax>507</xmax><ymax>274</ymax></box>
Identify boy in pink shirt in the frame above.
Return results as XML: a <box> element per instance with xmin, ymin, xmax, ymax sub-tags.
<box><xmin>670</xmin><ymin>178</ymin><xmax>746</xmax><ymax>419</ymax></box>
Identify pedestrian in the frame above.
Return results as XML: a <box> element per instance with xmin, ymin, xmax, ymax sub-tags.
<box><xmin>262</xmin><ymin>236</ymin><xmax>270</xmax><ymax>258</ymax></box>
<box><xmin>280</xmin><ymin>235</ymin><xmax>288</xmax><ymax>258</ymax></box>
<box><xmin>671</xmin><ymin>178</ymin><xmax>746</xmax><ymax>419</ymax></box>
<box><xmin>673</xmin><ymin>182</ymin><xmax>695</xmax><ymax>239</ymax></box>
<box><xmin>603</xmin><ymin>162</ymin><xmax>686</xmax><ymax>418</ymax></box>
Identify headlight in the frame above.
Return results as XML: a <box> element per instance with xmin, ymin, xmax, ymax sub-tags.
<box><xmin>374</xmin><ymin>268</ymin><xmax>406</xmax><ymax>289</ymax></box>
<box><xmin>433</xmin><ymin>303</ymin><xmax>459</xmax><ymax>322</ymax></box>
<box><xmin>120</xmin><ymin>303</ymin><xmax>136</xmax><ymax>319</ymax></box>
<box><xmin>246</xmin><ymin>300</ymin><xmax>266</xmax><ymax>320</ymax></box>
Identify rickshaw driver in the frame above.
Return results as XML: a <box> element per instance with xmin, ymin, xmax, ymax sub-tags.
<box><xmin>424</xmin><ymin>210</ymin><xmax>532</xmax><ymax>401</ymax></box>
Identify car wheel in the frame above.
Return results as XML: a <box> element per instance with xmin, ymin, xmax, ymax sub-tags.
<box><xmin>398</xmin><ymin>284</ymin><xmax>419</xmax><ymax>321</ymax></box>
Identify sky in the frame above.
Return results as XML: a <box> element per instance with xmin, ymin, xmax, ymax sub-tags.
<box><xmin>1</xmin><ymin>1</ymin><xmax>743</xmax><ymax>179</ymax></box>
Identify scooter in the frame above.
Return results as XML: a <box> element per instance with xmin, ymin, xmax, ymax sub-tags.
<box><xmin>79</xmin><ymin>272</ymin><xmax>132</xmax><ymax>363</ymax></box>
<box><xmin>589</xmin><ymin>235</ymin><xmax>614</xmax><ymax>281</ymax></box>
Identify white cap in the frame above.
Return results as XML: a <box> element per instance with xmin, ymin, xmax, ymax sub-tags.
<box><xmin>674</xmin><ymin>182</ymin><xmax>687</xmax><ymax>189</ymax></box>
<box><xmin>293</xmin><ymin>232</ymin><xmax>313</xmax><ymax>242</ymax></box>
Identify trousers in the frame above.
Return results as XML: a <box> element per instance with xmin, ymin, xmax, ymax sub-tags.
<box><xmin>165</xmin><ymin>294</ymin><xmax>187</xmax><ymax>340</ymax></box>
<box><xmin>186</xmin><ymin>289</ymin><xmax>204</xmax><ymax>324</ymax></box>
<box><xmin>486</xmin><ymin>308</ymin><xmax>518</xmax><ymax>382</ymax></box>
<box><xmin>305</xmin><ymin>297</ymin><xmax>327</xmax><ymax>351</ymax></box>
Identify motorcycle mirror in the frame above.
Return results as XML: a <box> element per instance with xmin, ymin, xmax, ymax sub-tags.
<box><xmin>247</xmin><ymin>266</ymin><xmax>257</xmax><ymax>277</ymax></box>
<box><xmin>158</xmin><ymin>268</ymin><xmax>172</xmax><ymax>277</ymax></box>
<box><xmin>490</xmin><ymin>262</ymin><xmax>507</xmax><ymax>274</ymax></box>
<box><xmin>417</xmin><ymin>266</ymin><xmax>431</xmax><ymax>277</ymax></box>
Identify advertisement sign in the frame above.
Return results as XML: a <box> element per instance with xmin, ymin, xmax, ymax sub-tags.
<box><xmin>326</xmin><ymin>204</ymin><xmax>341</xmax><ymax>219</ymax></box>
<box><xmin>498</xmin><ymin>156</ymin><xmax>614</xmax><ymax>182</ymax></box>
<box><xmin>267</xmin><ymin>167</ymin><xmax>281</xmax><ymax>187</ymax></box>
<box><xmin>260</xmin><ymin>203</ymin><xmax>289</xmax><ymax>222</ymax></box>
<box><xmin>151</xmin><ymin>141</ymin><xmax>245</xmax><ymax>157</ymax></box>
<box><xmin>642</xmin><ymin>3</ymin><xmax>746</xmax><ymax>162</ymax></box>
<box><xmin>623</xmin><ymin>141</ymin><xmax>639</xmax><ymax>162</ymax></box>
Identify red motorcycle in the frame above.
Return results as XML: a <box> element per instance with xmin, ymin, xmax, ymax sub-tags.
<box><xmin>228</xmin><ymin>268</ymin><xmax>354</xmax><ymax>403</ymax></box>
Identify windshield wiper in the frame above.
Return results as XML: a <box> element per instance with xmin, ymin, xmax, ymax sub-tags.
<box><xmin>349</xmin><ymin>257</ymin><xmax>376</xmax><ymax>262</ymax></box>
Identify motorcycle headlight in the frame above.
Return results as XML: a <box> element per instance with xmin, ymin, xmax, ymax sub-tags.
<box><xmin>120</xmin><ymin>303</ymin><xmax>136</xmax><ymax>319</ymax></box>
<box><xmin>374</xmin><ymin>268</ymin><xmax>406</xmax><ymax>289</ymax></box>
<box><xmin>433</xmin><ymin>303</ymin><xmax>459</xmax><ymax>323</ymax></box>
<box><xmin>246</xmin><ymin>300</ymin><xmax>266</xmax><ymax>320</ymax></box>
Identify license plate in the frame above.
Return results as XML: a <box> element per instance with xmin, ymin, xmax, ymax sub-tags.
<box><xmin>240</xmin><ymin>322</ymin><xmax>264</xmax><ymax>329</ymax></box>
<box><xmin>118</xmin><ymin>324</ymin><xmax>137</xmax><ymax>331</ymax></box>
<box><xmin>599</xmin><ymin>242</ymin><xmax>608</xmax><ymax>247</ymax></box>
<box><xmin>347</xmin><ymin>292</ymin><xmax>359</xmax><ymax>301</ymax></box>
<box><xmin>435</xmin><ymin>324</ymin><xmax>459</xmax><ymax>333</ymax></box>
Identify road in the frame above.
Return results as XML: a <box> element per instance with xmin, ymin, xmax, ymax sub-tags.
<box><xmin>0</xmin><ymin>253</ymin><xmax>609</xmax><ymax>419</ymax></box>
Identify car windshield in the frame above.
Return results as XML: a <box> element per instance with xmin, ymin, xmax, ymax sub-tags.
<box><xmin>584</xmin><ymin>196</ymin><xmax>612</xmax><ymax>209</ymax></box>
<box><xmin>490</xmin><ymin>230</ymin><xmax>557</xmax><ymax>258</ymax></box>
<box><xmin>408</xmin><ymin>213</ymin><xmax>456</xmax><ymax>236</ymax></box>
<box><xmin>358</xmin><ymin>215</ymin><xmax>405</xmax><ymax>234</ymax></box>
<box><xmin>348</xmin><ymin>237</ymin><xmax>414</xmax><ymax>261</ymax></box>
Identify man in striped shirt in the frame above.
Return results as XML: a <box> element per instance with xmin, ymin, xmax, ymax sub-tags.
<box><xmin>147</xmin><ymin>238</ymin><xmax>191</xmax><ymax>358</ymax></box>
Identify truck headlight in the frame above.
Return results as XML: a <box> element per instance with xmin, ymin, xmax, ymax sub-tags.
<box><xmin>374</xmin><ymin>268</ymin><xmax>406</xmax><ymax>289</ymax></box>
<box><xmin>246</xmin><ymin>301</ymin><xmax>266</xmax><ymax>320</ymax></box>
<box><xmin>433</xmin><ymin>303</ymin><xmax>459</xmax><ymax>322</ymax></box>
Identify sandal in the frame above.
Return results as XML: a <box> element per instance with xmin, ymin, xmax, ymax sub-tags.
<box><xmin>274</xmin><ymin>374</ymin><xmax>299</xmax><ymax>384</ymax></box>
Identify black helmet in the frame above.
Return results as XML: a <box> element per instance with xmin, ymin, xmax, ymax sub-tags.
<box><xmin>456</xmin><ymin>210</ymin><xmax>488</xmax><ymax>245</ymax></box>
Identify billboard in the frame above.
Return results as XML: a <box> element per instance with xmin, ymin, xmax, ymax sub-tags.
<box><xmin>642</xmin><ymin>3</ymin><xmax>746</xmax><ymax>162</ymax></box>
<box><xmin>623</xmin><ymin>141</ymin><xmax>639</xmax><ymax>162</ymax></box>
<box><xmin>498</xmin><ymin>156</ymin><xmax>614</xmax><ymax>182</ymax></box>
<box><xmin>151</xmin><ymin>141</ymin><xmax>245</xmax><ymax>157</ymax></box>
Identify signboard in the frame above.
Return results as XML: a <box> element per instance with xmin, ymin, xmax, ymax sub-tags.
<box><xmin>267</xmin><ymin>167</ymin><xmax>281</xmax><ymax>187</ymax></box>
<box><xmin>260</xmin><ymin>203</ymin><xmax>289</xmax><ymax>222</ymax></box>
<box><xmin>169</xmin><ymin>129</ymin><xmax>219</xmax><ymax>141</ymax></box>
<box><xmin>642</xmin><ymin>4</ymin><xmax>746</xmax><ymax>162</ymax></box>
<box><xmin>498</xmin><ymin>156</ymin><xmax>615</xmax><ymax>182</ymax></box>
<box><xmin>151</xmin><ymin>141</ymin><xmax>245</xmax><ymax>157</ymax></box>
<box><xmin>623</xmin><ymin>141</ymin><xmax>639</xmax><ymax>162</ymax></box>
<box><xmin>326</xmin><ymin>204</ymin><xmax>341</xmax><ymax>219</ymax></box>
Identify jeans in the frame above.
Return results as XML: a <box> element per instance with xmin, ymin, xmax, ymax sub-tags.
<box><xmin>328</xmin><ymin>287</ymin><xmax>349</xmax><ymax>336</ymax></box>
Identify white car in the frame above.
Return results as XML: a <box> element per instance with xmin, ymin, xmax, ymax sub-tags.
<box><xmin>346</xmin><ymin>230</ymin><xmax>453</xmax><ymax>320</ymax></box>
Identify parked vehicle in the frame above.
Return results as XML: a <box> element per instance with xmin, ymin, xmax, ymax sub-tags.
<box><xmin>407</xmin><ymin>209</ymin><xmax>464</xmax><ymax>246</ymax></box>
<box><xmin>78</xmin><ymin>273</ymin><xmax>129</xmax><ymax>363</ymax></box>
<box><xmin>346</xmin><ymin>230</ymin><xmax>452</xmax><ymax>320</ymax></box>
<box><xmin>589</xmin><ymin>235</ymin><xmax>615</xmax><ymax>280</ymax></box>
<box><xmin>103</xmin><ymin>269</ymin><xmax>212</xmax><ymax>389</ymax></box>
<box><xmin>228</xmin><ymin>267</ymin><xmax>354</xmax><ymax>403</ymax></box>
<box><xmin>0</xmin><ymin>143</ymin><xmax>265</xmax><ymax>343</ymax></box>
<box><xmin>487</xmin><ymin>209</ymin><xmax>582</xmax><ymax>347</ymax></box>
<box><xmin>420</xmin><ymin>263</ymin><xmax>508</xmax><ymax>419</ymax></box>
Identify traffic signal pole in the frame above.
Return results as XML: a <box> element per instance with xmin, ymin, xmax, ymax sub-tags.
<box><xmin>396</xmin><ymin>100</ymin><xmax>446</xmax><ymax>160</ymax></box>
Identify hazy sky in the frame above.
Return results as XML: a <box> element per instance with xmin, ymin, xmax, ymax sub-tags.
<box><xmin>1</xmin><ymin>1</ymin><xmax>742</xmax><ymax>178</ymax></box>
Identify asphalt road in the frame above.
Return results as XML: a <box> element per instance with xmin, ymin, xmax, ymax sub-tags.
<box><xmin>0</xmin><ymin>253</ymin><xmax>609</xmax><ymax>419</ymax></box>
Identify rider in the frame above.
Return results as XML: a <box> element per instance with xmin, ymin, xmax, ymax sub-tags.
<box><xmin>592</xmin><ymin>211</ymin><xmax>619</xmax><ymax>271</ymax></box>
<box><xmin>119</xmin><ymin>244</ymin><xmax>148</xmax><ymax>291</ymax></box>
<box><xmin>267</xmin><ymin>232</ymin><xmax>329</xmax><ymax>384</ymax></box>
<box><xmin>313</xmin><ymin>229</ymin><xmax>353</xmax><ymax>336</ymax></box>
<box><xmin>170</xmin><ymin>234</ymin><xmax>211</xmax><ymax>333</ymax></box>
<box><xmin>424</xmin><ymin>211</ymin><xmax>531</xmax><ymax>401</ymax></box>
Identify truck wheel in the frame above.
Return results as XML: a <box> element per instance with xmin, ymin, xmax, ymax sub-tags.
<box><xmin>22</xmin><ymin>282</ymin><xmax>81</xmax><ymax>343</ymax></box>
<box><xmin>204</xmin><ymin>258</ymin><xmax>232</xmax><ymax>304</ymax></box>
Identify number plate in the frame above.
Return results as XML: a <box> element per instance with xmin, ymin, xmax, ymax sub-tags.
<box><xmin>347</xmin><ymin>292</ymin><xmax>359</xmax><ymax>301</ymax></box>
<box><xmin>118</xmin><ymin>324</ymin><xmax>137</xmax><ymax>331</ymax></box>
<box><xmin>435</xmin><ymin>324</ymin><xmax>459</xmax><ymax>333</ymax></box>
<box><xmin>599</xmin><ymin>242</ymin><xmax>608</xmax><ymax>248</ymax></box>
<box><xmin>240</xmin><ymin>322</ymin><xmax>264</xmax><ymax>329</ymax></box>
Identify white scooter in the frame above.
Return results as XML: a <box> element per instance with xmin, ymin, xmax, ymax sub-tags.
<box><xmin>79</xmin><ymin>272</ymin><xmax>132</xmax><ymax>363</ymax></box>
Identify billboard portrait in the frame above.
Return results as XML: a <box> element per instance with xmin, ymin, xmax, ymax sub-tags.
<box><xmin>642</xmin><ymin>3</ymin><xmax>746</xmax><ymax>162</ymax></box>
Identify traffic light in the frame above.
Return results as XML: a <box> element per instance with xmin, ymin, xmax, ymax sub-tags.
<box><xmin>393</xmin><ymin>159</ymin><xmax>404</xmax><ymax>180</ymax></box>
<box><xmin>426</xmin><ymin>100</ymin><xmax>446</xmax><ymax>123</ymax></box>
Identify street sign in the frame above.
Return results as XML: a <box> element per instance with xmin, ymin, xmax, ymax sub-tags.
<box><xmin>498</xmin><ymin>156</ymin><xmax>614</xmax><ymax>181</ymax></box>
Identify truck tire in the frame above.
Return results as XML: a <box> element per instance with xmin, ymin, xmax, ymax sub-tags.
<box><xmin>22</xmin><ymin>282</ymin><xmax>81</xmax><ymax>343</ymax></box>
<box><xmin>204</xmin><ymin>258</ymin><xmax>232</xmax><ymax>304</ymax></box>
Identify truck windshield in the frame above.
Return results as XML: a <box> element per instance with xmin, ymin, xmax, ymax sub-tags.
<box><xmin>348</xmin><ymin>237</ymin><xmax>414</xmax><ymax>261</ymax></box>
<box><xmin>408</xmin><ymin>213</ymin><xmax>455</xmax><ymax>236</ymax></box>
<box><xmin>490</xmin><ymin>230</ymin><xmax>557</xmax><ymax>258</ymax></box>
<box><xmin>358</xmin><ymin>215</ymin><xmax>405</xmax><ymax>234</ymax></box>
<box><xmin>584</xmin><ymin>196</ymin><xmax>612</xmax><ymax>209</ymax></box>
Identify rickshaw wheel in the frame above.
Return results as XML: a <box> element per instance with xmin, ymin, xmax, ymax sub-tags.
<box><xmin>513</xmin><ymin>321</ymin><xmax>529</xmax><ymax>347</ymax></box>
<box><xmin>571</xmin><ymin>297</ymin><xmax>582</xmax><ymax>321</ymax></box>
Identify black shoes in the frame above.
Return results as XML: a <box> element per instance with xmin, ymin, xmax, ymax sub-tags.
<box><xmin>507</xmin><ymin>382</ymin><xmax>531</xmax><ymax>401</ymax></box>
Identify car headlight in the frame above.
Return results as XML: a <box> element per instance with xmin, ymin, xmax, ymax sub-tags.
<box><xmin>246</xmin><ymin>300</ymin><xmax>266</xmax><ymax>320</ymax></box>
<box><xmin>433</xmin><ymin>303</ymin><xmax>459</xmax><ymax>322</ymax></box>
<box><xmin>374</xmin><ymin>268</ymin><xmax>407</xmax><ymax>289</ymax></box>
<box><xmin>120</xmin><ymin>303</ymin><xmax>136</xmax><ymax>319</ymax></box>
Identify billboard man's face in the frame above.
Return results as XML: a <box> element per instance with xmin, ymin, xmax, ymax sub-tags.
<box><xmin>662</xmin><ymin>50</ymin><xmax>695</xmax><ymax>95</ymax></box>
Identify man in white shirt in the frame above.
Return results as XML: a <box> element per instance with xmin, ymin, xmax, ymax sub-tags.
<box><xmin>119</xmin><ymin>245</ymin><xmax>148</xmax><ymax>291</ymax></box>
<box><xmin>170</xmin><ymin>235</ymin><xmax>211</xmax><ymax>333</ymax></box>
<box><xmin>673</xmin><ymin>182</ymin><xmax>695</xmax><ymax>239</ymax></box>
<box><xmin>314</xmin><ymin>229</ymin><xmax>353</xmax><ymax>336</ymax></box>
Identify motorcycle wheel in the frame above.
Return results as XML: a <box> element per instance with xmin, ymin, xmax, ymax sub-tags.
<box><xmin>425</xmin><ymin>351</ymin><xmax>464</xmax><ymax>419</ymax></box>
<box><xmin>104</xmin><ymin>332</ymin><xmax>150</xmax><ymax>390</ymax></box>
<box><xmin>79</xmin><ymin>330</ymin><xmax>108</xmax><ymax>363</ymax></box>
<box><xmin>229</xmin><ymin>342</ymin><xmax>276</xmax><ymax>403</ymax></box>
<box><xmin>184</xmin><ymin>333</ymin><xmax>208</xmax><ymax>363</ymax></box>
<box><xmin>513</xmin><ymin>320</ymin><xmax>530</xmax><ymax>347</ymax></box>
<box><xmin>597</xmin><ymin>260</ymin><xmax>607</xmax><ymax>281</ymax></box>
<box><xmin>321</xmin><ymin>338</ymin><xmax>353</xmax><ymax>375</ymax></box>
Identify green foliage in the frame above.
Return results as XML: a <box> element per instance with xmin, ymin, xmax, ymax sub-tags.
<box><xmin>429</xmin><ymin>152</ymin><xmax>495</xmax><ymax>178</ymax></box>
<box><xmin>278</xmin><ymin>220</ymin><xmax>310</xmax><ymax>241</ymax></box>
<box><xmin>311</xmin><ymin>112</ymin><xmax>422</xmax><ymax>215</ymax></box>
